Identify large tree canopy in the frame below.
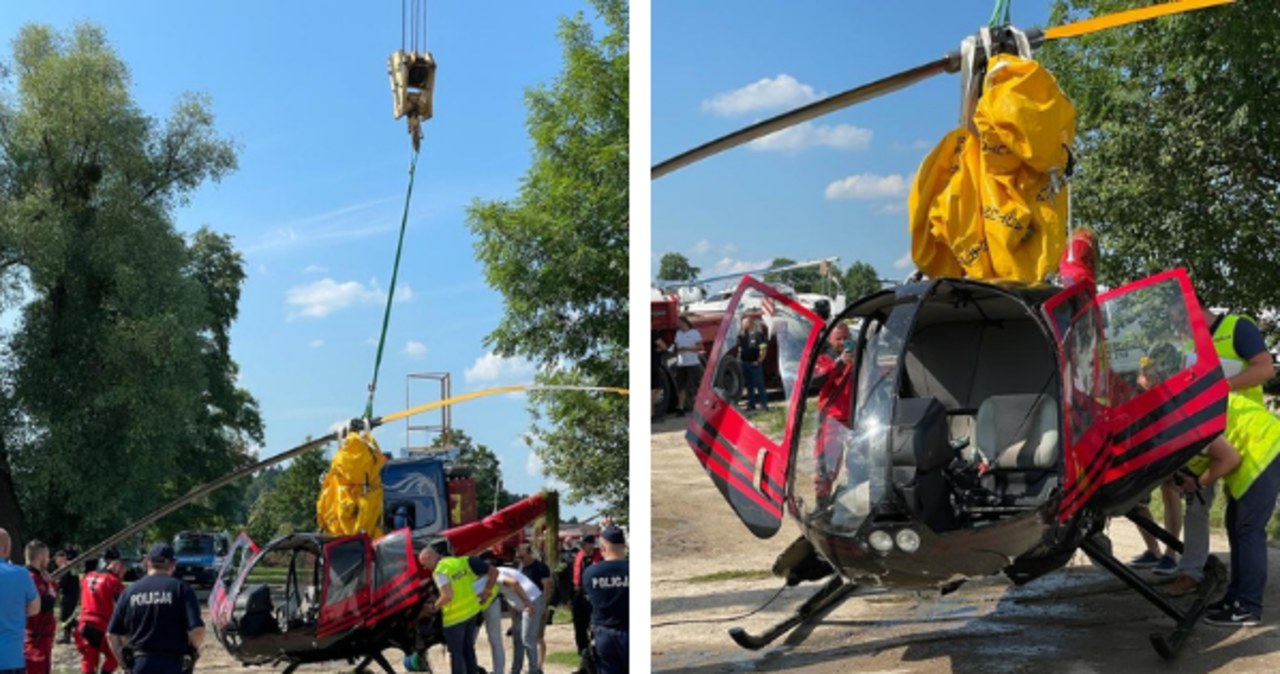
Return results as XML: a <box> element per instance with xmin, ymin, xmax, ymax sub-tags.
<box><xmin>657</xmin><ymin>252</ymin><xmax>699</xmax><ymax>282</ymax></box>
<box><xmin>467</xmin><ymin>0</ymin><xmax>627</xmax><ymax>519</ymax></box>
<box><xmin>0</xmin><ymin>23</ymin><xmax>257</xmax><ymax>547</ymax></box>
<box><xmin>1039</xmin><ymin>0</ymin><xmax>1280</xmax><ymax>312</ymax></box>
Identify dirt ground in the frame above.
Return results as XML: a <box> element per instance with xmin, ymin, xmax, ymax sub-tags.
<box><xmin>652</xmin><ymin>416</ymin><xmax>1280</xmax><ymax>673</ymax></box>
<box><xmin>48</xmin><ymin>602</ymin><xmax>585</xmax><ymax>673</ymax></box>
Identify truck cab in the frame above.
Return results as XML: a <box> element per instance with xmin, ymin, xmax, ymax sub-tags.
<box><xmin>174</xmin><ymin>531</ymin><xmax>231</xmax><ymax>587</ymax></box>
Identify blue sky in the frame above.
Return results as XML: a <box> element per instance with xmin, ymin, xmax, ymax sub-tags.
<box><xmin>652</xmin><ymin>0</ymin><xmax>1057</xmax><ymax>288</ymax></box>
<box><xmin>1</xmin><ymin>1</ymin><xmax>608</xmax><ymax>518</ymax></box>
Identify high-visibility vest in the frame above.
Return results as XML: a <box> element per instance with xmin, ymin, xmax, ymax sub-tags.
<box><xmin>1220</xmin><ymin>394</ymin><xmax>1280</xmax><ymax>500</ymax></box>
<box><xmin>436</xmin><ymin>557</ymin><xmax>482</xmax><ymax>627</ymax></box>
<box><xmin>1187</xmin><ymin>314</ymin><xmax>1265</xmax><ymax>475</ymax></box>
<box><xmin>1213</xmin><ymin>314</ymin><xmax>1265</xmax><ymax>405</ymax></box>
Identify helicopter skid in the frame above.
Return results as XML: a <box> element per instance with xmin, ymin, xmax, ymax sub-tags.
<box><xmin>728</xmin><ymin>576</ymin><xmax>864</xmax><ymax>650</ymax></box>
<box><xmin>1080</xmin><ymin>536</ymin><xmax>1226</xmax><ymax>660</ymax></box>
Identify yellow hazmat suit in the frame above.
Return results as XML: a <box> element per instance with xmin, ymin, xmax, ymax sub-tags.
<box><xmin>909</xmin><ymin>54</ymin><xmax>1076</xmax><ymax>282</ymax></box>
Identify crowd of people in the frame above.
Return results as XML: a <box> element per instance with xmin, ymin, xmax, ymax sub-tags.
<box><xmin>415</xmin><ymin>525</ymin><xmax>629</xmax><ymax>674</ymax></box>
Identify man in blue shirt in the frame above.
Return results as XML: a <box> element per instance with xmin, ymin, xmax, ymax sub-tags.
<box><xmin>106</xmin><ymin>544</ymin><xmax>205</xmax><ymax>674</ymax></box>
<box><xmin>0</xmin><ymin>529</ymin><xmax>38</xmax><ymax>674</ymax></box>
<box><xmin>582</xmin><ymin>526</ymin><xmax>628</xmax><ymax>674</ymax></box>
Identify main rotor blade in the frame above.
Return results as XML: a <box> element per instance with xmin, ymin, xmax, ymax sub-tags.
<box><xmin>52</xmin><ymin>383</ymin><xmax>628</xmax><ymax>579</ymax></box>
<box><xmin>1044</xmin><ymin>0</ymin><xmax>1235</xmax><ymax>40</ymax></box>
<box><xmin>652</xmin><ymin>56</ymin><xmax>952</xmax><ymax>180</ymax></box>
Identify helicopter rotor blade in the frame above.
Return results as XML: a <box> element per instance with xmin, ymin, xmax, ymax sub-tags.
<box><xmin>651</xmin><ymin>55</ymin><xmax>952</xmax><ymax>180</ymax></box>
<box><xmin>1043</xmin><ymin>0</ymin><xmax>1235</xmax><ymax>41</ymax></box>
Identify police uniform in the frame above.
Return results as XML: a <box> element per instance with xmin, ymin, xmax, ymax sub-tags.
<box><xmin>582</xmin><ymin>528</ymin><xmax>628</xmax><ymax>674</ymax></box>
<box><xmin>107</xmin><ymin>546</ymin><xmax>203</xmax><ymax>674</ymax></box>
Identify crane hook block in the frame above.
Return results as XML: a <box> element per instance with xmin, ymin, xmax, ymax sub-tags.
<box><xmin>388</xmin><ymin>49</ymin><xmax>437</xmax><ymax>151</ymax></box>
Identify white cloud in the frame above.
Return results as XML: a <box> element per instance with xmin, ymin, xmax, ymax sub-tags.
<box><xmin>749</xmin><ymin>122</ymin><xmax>872</xmax><ymax>153</ymax></box>
<box><xmin>913</xmin><ymin>139</ymin><xmax>931</xmax><ymax>149</ymax></box>
<box><xmin>701</xmin><ymin>74</ymin><xmax>819</xmax><ymax>117</ymax></box>
<box><xmin>244</xmin><ymin>196</ymin><xmax>400</xmax><ymax>255</ymax></box>
<box><xmin>824</xmin><ymin>173</ymin><xmax>910</xmax><ymax>200</ymax></box>
<box><xmin>526</xmin><ymin>452</ymin><xmax>543</xmax><ymax>477</ymax></box>
<box><xmin>285</xmin><ymin>278</ymin><xmax>413</xmax><ymax>320</ymax></box>
<box><xmin>721</xmin><ymin>242</ymin><xmax>738</xmax><ymax>255</ymax></box>
<box><xmin>303</xmin><ymin>264</ymin><xmax>329</xmax><ymax>274</ymax></box>
<box><xmin>711</xmin><ymin>257</ymin><xmax>771</xmax><ymax>275</ymax></box>
<box><xmin>893</xmin><ymin>252</ymin><xmax>914</xmax><ymax>270</ymax></box>
<box><xmin>876</xmin><ymin>202</ymin><xmax>908</xmax><ymax>215</ymax></box>
<box><xmin>308</xmin><ymin>339</ymin><xmax>325</xmax><ymax>348</ymax></box>
<box><xmin>689</xmin><ymin>239</ymin><xmax>712</xmax><ymax>256</ymax></box>
<box><xmin>464</xmin><ymin>352</ymin><xmax>537</xmax><ymax>384</ymax></box>
<box><xmin>403</xmin><ymin>340</ymin><xmax>428</xmax><ymax>359</ymax></box>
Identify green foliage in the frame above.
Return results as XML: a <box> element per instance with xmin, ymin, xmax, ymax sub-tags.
<box><xmin>1039</xmin><ymin>1</ymin><xmax>1280</xmax><ymax>313</ymax></box>
<box><xmin>0</xmin><ymin>23</ymin><xmax>255</xmax><ymax>547</ymax></box>
<box><xmin>842</xmin><ymin>261</ymin><xmax>880</xmax><ymax>303</ymax></box>
<box><xmin>430</xmin><ymin>428</ymin><xmax>525</xmax><ymax>515</ymax></box>
<box><xmin>466</xmin><ymin>0</ymin><xmax>627</xmax><ymax>520</ymax></box>
<box><xmin>246</xmin><ymin>448</ymin><xmax>329</xmax><ymax>544</ymax></box>
<box><xmin>657</xmin><ymin>252</ymin><xmax>699</xmax><ymax>282</ymax></box>
<box><xmin>764</xmin><ymin>257</ymin><xmax>819</xmax><ymax>293</ymax></box>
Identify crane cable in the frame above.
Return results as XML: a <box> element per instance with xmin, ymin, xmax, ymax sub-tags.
<box><xmin>363</xmin><ymin>147</ymin><xmax>420</xmax><ymax>420</ymax></box>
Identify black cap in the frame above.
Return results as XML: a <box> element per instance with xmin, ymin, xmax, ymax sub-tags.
<box><xmin>146</xmin><ymin>544</ymin><xmax>175</xmax><ymax>563</ymax></box>
<box><xmin>581</xmin><ymin>534</ymin><xmax>597</xmax><ymax>545</ymax></box>
<box><xmin>602</xmin><ymin>526</ymin><xmax>625</xmax><ymax>545</ymax></box>
<box><xmin>103</xmin><ymin>547</ymin><xmax>121</xmax><ymax>561</ymax></box>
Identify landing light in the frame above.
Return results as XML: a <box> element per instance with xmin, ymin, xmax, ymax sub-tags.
<box><xmin>896</xmin><ymin>529</ymin><xmax>921</xmax><ymax>553</ymax></box>
<box><xmin>868</xmin><ymin>530</ymin><xmax>893</xmax><ymax>553</ymax></box>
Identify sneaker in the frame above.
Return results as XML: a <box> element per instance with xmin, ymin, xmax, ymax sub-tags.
<box><xmin>1206</xmin><ymin>596</ymin><xmax>1234</xmax><ymax>613</ymax></box>
<box><xmin>1205</xmin><ymin>601</ymin><xmax>1260</xmax><ymax>627</ymax></box>
<box><xmin>1153</xmin><ymin>554</ymin><xmax>1179</xmax><ymax>575</ymax></box>
<box><xmin>1165</xmin><ymin>574</ymin><xmax>1200</xmax><ymax>597</ymax></box>
<box><xmin>1129</xmin><ymin>550</ymin><xmax>1161</xmax><ymax>568</ymax></box>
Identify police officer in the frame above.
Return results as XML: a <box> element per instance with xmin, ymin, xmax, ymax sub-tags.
<box><xmin>54</xmin><ymin>548</ymin><xmax>79</xmax><ymax>644</ymax></box>
<box><xmin>582</xmin><ymin>527</ymin><xmax>628</xmax><ymax>674</ymax></box>
<box><xmin>106</xmin><ymin>544</ymin><xmax>204</xmax><ymax>674</ymax></box>
<box><xmin>417</xmin><ymin>545</ymin><xmax>497</xmax><ymax>674</ymax></box>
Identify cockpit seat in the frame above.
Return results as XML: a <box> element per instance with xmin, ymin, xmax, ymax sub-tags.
<box><xmin>235</xmin><ymin>583</ymin><xmax>281</xmax><ymax>638</ymax></box>
<box><xmin>975</xmin><ymin>394</ymin><xmax>1061</xmax><ymax>506</ymax></box>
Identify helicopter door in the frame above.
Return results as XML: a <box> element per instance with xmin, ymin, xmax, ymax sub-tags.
<box><xmin>208</xmin><ymin>532</ymin><xmax>258</xmax><ymax>627</ymax></box>
<box><xmin>1094</xmin><ymin>268</ymin><xmax>1227</xmax><ymax>506</ymax></box>
<box><xmin>317</xmin><ymin>534</ymin><xmax>372</xmax><ymax>638</ymax></box>
<box><xmin>1042</xmin><ymin>283</ymin><xmax>1110</xmax><ymax>521</ymax></box>
<box><xmin>367</xmin><ymin>529</ymin><xmax>421</xmax><ymax>626</ymax></box>
<box><xmin>686</xmin><ymin>277</ymin><xmax>824</xmax><ymax>538</ymax></box>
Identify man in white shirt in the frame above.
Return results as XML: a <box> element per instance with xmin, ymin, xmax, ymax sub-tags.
<box><xmin>471</xmin><ymin>561</ymin><xmax>536</xmax><ymax>674</ymax></box>
<box><xmin>673</xmin><ymin>317</ymin><xmax>704</xmax><ymax>415</ymax></box>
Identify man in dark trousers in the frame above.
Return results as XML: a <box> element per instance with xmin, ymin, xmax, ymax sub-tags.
<box><xmin>54</xmin><ymin>548</ymin><xmax>80</xmax><ymax>644</ymax></box>
<box><xmin>571</xmin><ymin>535</ymin><xmax>603</xmax><ymax>668</ymax></box>
<box><xmin>582</xmin><ymin>527</ymin><xmax>628</xmax><ymax>674</ymax></box>
<box><xmin>106</xmin><ymin>545</ymin><xmax>204</xmax><ymax>674</ymax></box>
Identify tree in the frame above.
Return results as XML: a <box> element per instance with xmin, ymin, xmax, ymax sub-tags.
<box><xmin>0</xmin><ymin>23</ymin><xmax>252</xmax><ymax>546</ymax></box>
<box><xmin>466</xmin><ymin>0</ymin><xmax>628</xmax><ymax>519</ymax></box>
<box><xmin>657</xmin><ymin>252</ymin><xmax>700</xmax><ymax>281</ymax></box>
<box><xmin>246</xmin><ymin>447</ymin><xmax>330</xmax><ymax>545</ymax></box>
<box><xmin>1038</xmin><ymin>1</ymin><xmax>1280</xmax><ymax>314</ymax></box>
<box><xmin>842</xmin><ymin>261</ymin><xmax>881</xmax><ymax>302</ymax></box>
<box><xmin>431</xmin><ymin>428</ymin><xmax>525</xmax><ymax>515</ymax></box>
<box><xmin>764</xmin><ymin>257</ymin><xmax>828</xmax><ymax>294</ymax></box>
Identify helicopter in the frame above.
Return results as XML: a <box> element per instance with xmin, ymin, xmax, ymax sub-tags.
<box><xmin>206</xmin><ymin>492</ymin><xmax>557</xmax><ymax>674</ymax></box>
<box><xmin>655</xmin><ymin>0</ymin><xmax>1241</xmax><ymax>661</ymax></box>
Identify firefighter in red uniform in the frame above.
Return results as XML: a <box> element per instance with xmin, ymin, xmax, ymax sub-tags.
<box><xmin>77</xmin><ymin>560</ymin><xmax>126</xmax><ymax>674</ymax></box>
<box><xmin>813</xmin><ymin>322</ymin><xmax>855</xmax><ymax>500</ymax></box>
<box><xmin>24</xmin><ymin>540</ymin><xmax>57</xmax><ymax>674</ymax></box>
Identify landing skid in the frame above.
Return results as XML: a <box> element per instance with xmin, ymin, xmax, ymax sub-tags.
<box><xmin>280</xmin><ymin>653</ymin><xmax>399</xmax><ymax>674</ymax></box>
<box><xmin>728</xmin><ymin>575</ymin><xmax>863</xmax><ymax>650</ymax></box>
<box><xmin>1080</xmin><ymin>535</ymin><xmax>1225</xmax><ymax>659</ymax></box>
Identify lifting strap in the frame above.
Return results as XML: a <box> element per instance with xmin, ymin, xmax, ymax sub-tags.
<box><xmin>364</xmin><ymin>147</ymin><xmax>420</xmax><ymax>420</ymax></box>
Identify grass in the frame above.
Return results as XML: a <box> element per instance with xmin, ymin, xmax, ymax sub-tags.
<box><xmin>545</xmin><ymin>651</ymin><xmax>581</xmax><ymax>666</ymax></box>
<box><xmin>243</xmin><ymin>565</ymin><xmax>289</xmax><ymax>584</ymax></box>
<box><xmin>685</xmin><ymin>569</ymin><xmax>772</xmax><ymax>583</ymax></box>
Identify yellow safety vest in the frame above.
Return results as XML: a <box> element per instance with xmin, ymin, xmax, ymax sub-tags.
<box><xmin>437</xmin><ymin>556</ymin><xmax>482</xmax><ymax>627</ymax></box>
<box><xmin>1220</xmin><ymin>394</ymin><xmax>1280</xmax><ymax>500</ymax></box>
<box><xmin>1187</xmin><ymin>314</ymin><xmax>1265</xmax><ymax>475</ymax></box>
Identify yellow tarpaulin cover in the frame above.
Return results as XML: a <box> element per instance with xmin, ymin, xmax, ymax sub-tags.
<box><xmin>909</xmin><ymin>54</ymin><xmax>1076</xmax><ymax>282</ymax></box>
<box><xmin>316</xmin><ymin>432</ymin><xmax>386</xmax><ymax>537</ymax></box>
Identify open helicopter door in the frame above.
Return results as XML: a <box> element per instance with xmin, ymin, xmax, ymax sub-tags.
<box><xmin>317</xmin><ymin>534</ymin><xmax>373</xmax><ymax>638</ymax></box>
<box><xmin>367</xmin><ymin>528</ymin><xmax>422</xmax><ymax>626</ymax></box>
<box><xmin>209</xmin><ymin>532</ymin><xmax>258</xmax><ymax>628</ymax></box>
<box><xmin>1091</xmin><ymin>269</ymin><xmax>1226</xmax><ymax>513</ymax></box>
<box><xmin>686</xmin><ymin>277</ymin><xmax>824</xmax><ymax>538</ymax></box>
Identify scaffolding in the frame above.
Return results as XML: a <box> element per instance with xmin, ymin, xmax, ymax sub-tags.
<box><xmin>404</xmin><ymin>371</ymin><xmax>452</xmax><ymax>455</ymax></box>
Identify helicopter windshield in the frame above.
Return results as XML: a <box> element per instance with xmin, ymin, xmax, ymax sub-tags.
<box><xmin>795</xmin><ymin>296</ymin><xmax>916</xmax><ymax>534</ymax></box>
